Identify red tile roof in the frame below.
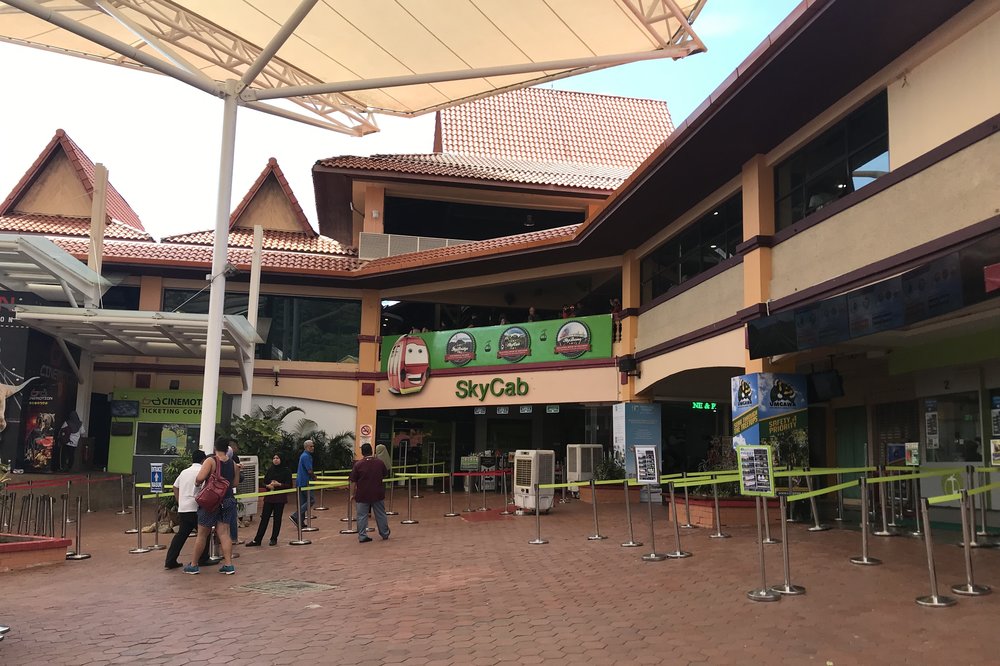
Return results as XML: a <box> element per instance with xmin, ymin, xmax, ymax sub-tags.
<box><xmin>316</xmin><ymin>153</ymin><xmax>631</xmax><ymax>191</ymax></box>
<box><xmin>436</xmin><ymin>87</ymin><xmax>674</xmax><ymax>169</ymax></box>
<box><xmin>162</xmin><ymin>228</ymin><xmax>355</xmax><ymax>256</ymax></box>
<box><xmin>0</xmin><ymin>129</ymin><xmax>147</xmax><ymax>233</ymax></box>
<box><xmin>229</xmin><ymin>158</ymin><xmax>314</xmax><ymax>234</ymax></box>
<box><xmin>0</xmin><ymin>214</ymin><xmax>152</xmax><ymax>241</ymax></box>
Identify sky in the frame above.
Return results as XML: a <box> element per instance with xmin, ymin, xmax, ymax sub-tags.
<box><xmin>0</xmin><ymin>0</ymin><xmax>800</xmax><ymax>241</ymax></box>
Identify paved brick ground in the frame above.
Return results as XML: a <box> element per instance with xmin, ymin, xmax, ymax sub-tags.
<box><xmin>2</xmin><ymin>487</ymin><xmax>998</xmax><ymax>665</ymax></box>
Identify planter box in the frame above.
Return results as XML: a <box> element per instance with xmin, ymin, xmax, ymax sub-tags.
<box><xmin>0</xmin><ymin>534</ymin><xmax>72</xmax><ymax>573</ymax></box>
<box><xmin>665</xmin><ymin>497</ymin><xmax>783</xmax><ymax>528</ymax></box>
<box><xmin>577</xmin><ymin>484</ymin><xmax>643</xmax><ymax>505</ymax></box>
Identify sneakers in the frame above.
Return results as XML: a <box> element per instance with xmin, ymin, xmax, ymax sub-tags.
<box><xmin>358</xmin><ymin>535</ymin><xmax>373</xmax><ymax>543</ymax></box>
<box><xmin>218</xmin><ymin>565</ymin><xmax>236</xmax><ymax>575</ymax></box>
<box><xmin>381</xmin><ymin>532</ymin><xmax>390</xmax><ymax>541</ymax></box>
<box><xmin>244</xmin><ymin>540</ymin><xmax>259</xmax><ymax>547</ymax></box>
<box><xmin>268</xmin><ymin>538</ymin><xmax>278</xmax><ymax>546</ymax></box>
<box><xmin>183</xmin><ymin>564</ymin><xmax>200</xmax><ymax>575</ymax></box>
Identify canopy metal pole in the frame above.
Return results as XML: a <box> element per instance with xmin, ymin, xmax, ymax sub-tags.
<box><xmin>198</xmin><ymin>81</ymin><xmax>239</xmax><ymax>453</ymax></box>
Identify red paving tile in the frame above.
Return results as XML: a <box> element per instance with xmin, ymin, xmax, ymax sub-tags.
<box><xmin>1</xmin><ymin>487</ymin><xmax>998</xmax><ymax>664</ymax></box>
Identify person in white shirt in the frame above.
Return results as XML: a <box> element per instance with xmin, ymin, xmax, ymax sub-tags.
<box><xmin>164</xmin><ymin>450</ymin><xmax>206</xmax><ymax>570</ymax></box>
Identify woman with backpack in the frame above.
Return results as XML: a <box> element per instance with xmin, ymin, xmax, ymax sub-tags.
<box><xmin>184</xmin><ymin>438</ymin><xmax>238</xmax><ymax>575</ymax></box>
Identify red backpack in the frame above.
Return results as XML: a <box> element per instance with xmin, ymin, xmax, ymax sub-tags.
<box><xmin>195</xmin><ymin>457</ymin><xmax>230</xmax><ymax>512</ymax></box>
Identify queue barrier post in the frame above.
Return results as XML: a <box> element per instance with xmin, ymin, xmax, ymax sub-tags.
<box><xmin>784</xmin><ymin>469</ymin><xmax>802</xmax><ymax>524</ymax></box>
<box><xmin>976</xmin><ymin>470</ymin><xmax>994</xmax><ymax>539</ymax></box>
<box><xmin>747</xmin><ymin>496</ymin><xmax>780</xmax><ymax>602</ymax></box>
<box><xmin>805</xmin><ymin>475</ymin><xmax>830</xmax><ymax>532</ymax></box>
<box><xmin>665</xmin><ymin>482</ymin><xmax>691</xmax><ymax>559</ymax></box>
<box><xmin>528</xmin><ymin>483</ymin><xmax>547</xmax><ymax>545</ymax></box>
<box><xmin>339</xmin><ymin>482</ymin><xmax>358</xmax><ymax>535</ymax></box>
<box><xmin>412</xmin><ymin>468</ymin><xmax>423</xmax><ymax>500</ymax></box>
<box><xmin>834</xmin><ymin>473</ymin><xmax>846</xmax><ymax>522</ymax></box>
<box><xmin>149</xmin><ymin>502</ymin><xmax>166</xmax><ymax>550</ymax></box>
<box><xmin>477</xmin><ymin>472</ymin><xmax>488</xmax><ymax>512</ymax></box>
<box><xmin>17</xmin><ymin>494</ymin><xmax>30</xmax><ymax>534</ymax></box>
<box><xmin>401</xmin><ymin>476</ymin><xmax>418</xmax><ymax>525</ymax></box>
<box><xmin>117</xmin><ymin>475</ymin><xmax>132</xmax><ymax>515</ymax></box>
<box><xmin>873</xmin><ymin>467</ymin><xmax>896</xmax><ymax>537</ymax></box>
<box><xmin>770</xmin><ymin>494</ymin><xmax>805</xmax><ymax>595</ymax></box>
<box><xmin>500</xmin><ymin>469</ymin><xmax>512</xmax><ymax>516</ymax></box>
<box><xmin>463</xmin><ymin>474</ymin><xmax>475</xmax><ymax>513</ymax></box>
<box><xmin>709</xmin><ymin>475</ymin><xmax>730</xmax><ymax>539</ymax></box>
<box><xmin>290</xmin><ymin>487</ymin><xmax>312</xmax><ymax>546</ymax></box>
<box><xmin>911</xmin><ymin>477</ymin><xmax>925</xmax><ymax>537</ymax></box>
<box><xmin>33</xmin><ymin>495</ymin><xmax>43</xmax><ymax>535</ymax></box>
<box><xmin>951</xmin><ymin>488</ymin><xmax>991</xmax><ymax>596</ymax></box>
<box><xmin>963</xmin><ymin>467</ymin><xmax>985</xmax><ymax>548</ymax></box>
<box><xmin>679</xmin><ymin>473</ymin><xmax>695</xmax><ymax>529</ymax></box>
<box><xmin>85</xmin><ymin>474</ymin><xmax>94</xmax><ymax>513</ymax></box>
<box><xmin>301</xmin><ymin>489</ymin><xmax>319</xmax><ymax>532</ymax></box>
<box><xmin>128</xmin><ymin>488</ymin><xmax>151</xmax><ymax>554</ymax></box>
<box><xmin>315</xmin><ymin>484</ymin><xmax>329</xmax><ymax>512</ymax></box>
<box><xmin>64</xmin><ymin>480</ymin><xmax>75</xmax><ymax>525</ymax></box>
<box><xmin>641</xmin><ymin>485</ymin><xmax>666</xmax><ymax>561</ymax></box>
<box><xmin>444</xmin><ymin>474</ymin><xmax>459</xmax><ymax>518</ymax></box>
<box><xmin>48</xmin><ymin>496</ymin><xmax>56</xmax><ymax>537</ymax></box>
<box><xmin>559</xmin><ymin>457</ymin><xmax>570</xmax><ymax>504</ymax></box>
<box><xmin>621</xmin><ymin>480</ymin><xmax>642</xmax><ymax>548</ymax></box>
<box><xmin>439</xmin><ymin>462</ymin><xmax>448</xmax><ymax>495</ymax></box>
<box><xmin>66</xmin><ymin>496</ymin><xmax>91</xmax><ymax>560</ymax></box>
<box><xmin>916</xmin><ymin>498</ymin><xmax>957</xmax><ymax>607</ymax></box>
<box><xmin>61</xmin><ymin>494</ymin><xmax>75</xmax><ymax>556</ymax></box>
<box><xmin>850</xmin><ymin>477</ymin><xmax>881</xmax><ymax>566</ymax></box>
<box><xmin>585</xmin><ymin>479</ymin><xmax>607</xmax><ymax>541</ymax></box>
<box><xmin>386</xmin><ymin>472</ymin><xmax>399</xmax><ymax>516</ymax></box>
<box><xmin>761</xmin><ymin>497</ymin><xmax>779</xmax><ymax>545</ymax></box>
<box><xmin>1</xmin><ymin>492</ymin><xmax>10</xmax><ymax>531</ymax></box>
<box><xmin>887</xmin><ymin>469</ymin><xmax>899</xmax><ymax>528</ymax></box>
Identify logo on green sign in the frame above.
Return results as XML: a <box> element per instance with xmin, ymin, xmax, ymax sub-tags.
<box><xmin>455</xmin><ymin>377</ymin><xmax>529</xmax><ymax>401</ymax></box>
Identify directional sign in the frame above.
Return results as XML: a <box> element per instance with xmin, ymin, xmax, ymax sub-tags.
<box><xmin>150</xmin><ymin>462</ymin><xmax>164</xmax><ymax>494</ymax></box>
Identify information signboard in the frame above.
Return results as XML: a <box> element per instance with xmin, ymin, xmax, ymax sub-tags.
<box><xmin>634</xmin><ymin>446</ymin><xmax>659</xmax><ymax>485</ymax></box>
<box><xmin>150</xmin><ymin>462</ymin><xmax>163</xmax><ymax>494</ymax></box>
<box><xmin>737</xmin><ymin>445</ymin><xmax>775</xmax><ymax>497</ymax></box>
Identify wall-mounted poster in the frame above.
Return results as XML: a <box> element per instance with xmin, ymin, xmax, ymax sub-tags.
<box><xmin>991</xmin><ymin>396</ymin><xmax>999</xmax><ymax>437</ymax></box>
<box><xmin>905</xmin><ymin>442</ymin><xmax>920</xmax><ymax>466</ymax></box>
<box><xmin>991</xmin><ymin>439</ymin><xmax>1000</xmax><ymax>467</ymax></box>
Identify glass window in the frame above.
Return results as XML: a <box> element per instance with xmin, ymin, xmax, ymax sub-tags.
<box><xmin>134</xmin><ymin>422</ymin><xmax>200</xmax><ymax>457</ymax></box>
<box><xmin>775</xmin><ymin>91</ymin><xmax>888</xmax><ymax>231</ymax></box>
<box><xmin>163</xmin><ymin>290</ymin><xmax>361</xmax><ymax>362</ymax></box>
<box><xmin>640</xmin><ymin>192</ymin><xmax>742</xmax><ymax>304</ymax></box>
<box><xmin>922</xmin><ymin>392</ymin><xmax>981</xmax><ymax>464</ymax></box>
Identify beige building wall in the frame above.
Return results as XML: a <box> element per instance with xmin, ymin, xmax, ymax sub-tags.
<box><xmin>771</xmin><ymin>133</ymin><xmax>1000</xmax><ymax>300</ymax></box>
<box><xmin>635</xmin><ymin>265</ymin><xmax>743</xmax><ymax>354</ymax></box>
<box><xmin>234</xmin><ymin>178</ymin><xmax>303</xmax><ymax>232</ymax></box>
<box><xmin>635</xmin><ymin>328</ymin><xmax>745</xmax><ymax>396</ymax></box>
<box><xmin>889</xmin><ymin>6</ymin><xmax>1000</xmax><ymax>167</ymax></box>
<box><xmin>15</xmin><ymin>152</ymin><xmax>91</xmax><ymax>217</ymax></box>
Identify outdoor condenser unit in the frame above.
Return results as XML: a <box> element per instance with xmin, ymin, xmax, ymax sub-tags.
<box><xmin>236</xmin><ymin>455</ymin><xmax>258</xmax><ymax>520</ymax></box>
<box><xmin>513</xmin><ymin>449</ymin><xmax>555</xmax><ymax>512</ymax></box>
<box><xmin>566</xmin><ymin>444</ymin><xmax>604</xmax><ymax>483</ymax></box>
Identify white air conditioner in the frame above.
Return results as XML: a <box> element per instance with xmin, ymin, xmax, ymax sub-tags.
<box><xmin>235</xmin><ymin>455</ymin><xmax>258</xmax><ymax>520</ymax></box>
<box><xmin>566</xmin><ymin>444</ymin><xmax>604</xmax><ymax>483</ymax></box>
<box><xmin>513</xmin><ymin>449</ymin><xmax>555</xmax><ymax>512</ymax></box>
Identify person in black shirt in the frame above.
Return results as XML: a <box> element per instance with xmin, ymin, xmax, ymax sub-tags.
<box><xmin>245</xmin><ymin>453</ymin><xmax>293</xmax><ymax>546</ymax></box>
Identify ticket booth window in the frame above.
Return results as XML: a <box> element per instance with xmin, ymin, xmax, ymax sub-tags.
<box><xmin>922</xmin><ymin>391</ymin><xmax>980</xmax><ymax>463</ymax></box>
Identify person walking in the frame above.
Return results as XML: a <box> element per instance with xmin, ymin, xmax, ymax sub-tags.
<box><xmin>349</xmin><ymin>443</ymin><xmax>390</xmax><ymax>542</ymax></box>
<box><xmin>290</xmin><ymin>439</ymin><xmax>316</xmax><ymax>527</ymax></box>
<box><xmin>164</xmin><ymin>450</ymin><xmax>206</xmax><ymax>569</ymax></box>
<box><xmin>245</xmin><ymin>453</ymin><xmax>292</xmax><ymax>547</ymax></box>
<box><xmin>184</xmin><ymin>438</ymin><xmax>238</xmax><ymax>575</ymax></box>
<box><xmin>57</xmin><ymin>411</ymin><xmax>85</xmax><ymax>472</ymax></box>
<box><xmin>375</xmin><ymin>443</ymin><xmax>392</xmax><ymax>475</ymax></box>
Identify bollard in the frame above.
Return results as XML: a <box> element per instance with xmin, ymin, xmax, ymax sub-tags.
<box><xmin>709</xmin><ymin>475</ymin><xmax>730</xmax><ymax>539</ymax></box>
<box><xmin>401</xmin><ymin>477</ymin><xmax>418</xmax><ymax>525</ymax></box>
<box><xmin>117</xmin><ymin>475</ymin><xmax>132</xmax><ymax>515</ymax></box>
<box><xmin>528</xmin><ymin>483</ymin><xmax>547</xmax><ymax>545</ymax></box>
<box><xmin>149</xmin><ymin>503</ymin><xmax>166</xmax><ymax>550</ymax></box>
<box><xmin>806</xmin><ymin>476</ymin><xmax>830</xmax><ymax>532</ymax></box>
<box><xmin>500</xmin><ymin>470</ymin><xmax>512</xmax><ymax>516</ymax></box>
<box><xmin>85</xmin><ymin>474</ymin><xmax>94</xmax><ymax>513</ymax></box>
<box><xmin>761</xmin><ymin>497</ymin><xmax>780</xmax><ymax>545</ymax></box>
<box><xmin>61</xmin><ymin>494</ymin><xmax>75</xmax><ymax>556</ymax></box>
<box><xmin>128</xmin><ymin>490</ymin><xmax>151</xmax><ymax>554</ymax></box>
<box><xmin>290</xmin><ymin>488</ymin><xmax>312</xmax><ymax>546</ymax></box>
<box><xmin>477</xmin><ymin>473</ymin><xmax>488</xmax><ymax>512</ymax></box>
<box><xmin>770</xmin><ymin>495</ymin><xmax>805</xmax><ymax>595</ymax></box>
<box><xmin>65</xmin><ymin>480</ymin><xmax>75</xmax><ymax>524</ymax></box>
<box><xmin>666</xmin><ymin>483</ymin><xmax>691</xmax><ymax>559</ymax></box>
<box><xmin>910</xmin><ymin>477</ymin><xmax>924</xmax><ymax>538</ymax></box>
<box><xmin>621</xmin><ymin>480</ymin><xmax>642</xmax><ymax>547</ymax></box>
<box><xmin>834</xmin><ymin>473</ymin><xmax>845</xmax><ymax>522</ymax></box>
<box><xmin>873</xmin><ymin>467</ymin><xmax>896</xmax><ymax>537</ymax></box>
<box><xmin>462</xmin><ymin>475</ymin><xmax>475</xmax><ymax>513</ymax></box>
<box><xmin>976</xmin><ymin>471</ymin><xmax>994</xmax><ymax>539</ymax></box>
<box><xmin>339</xmin><ymin>483</ymin><xmax>358</xmax><ymax>535</ymax></box>
<box><xmin>315</xmin><ymin>485</ymin><xmax>329</xmax><ymax>512</ymax></box>
<box><xmin>66</xmin><ymin>496</ymin><xmax>91</xmax><ymax>560</ymax></box>
<box><xmin>444</xmin><ymin>474</ymin><xmax>459</xmax><ymax>518</ymax></box>
<box><xmin>747</xmin><ymin>496</ymin><xmax>780</xmax><ymax>602</ymax></box>
<box><xmin>950</xmin><ymin>489</ymin><xmax>991</xmax><ymax>596</ymax></box>
<box><xmin>386</xmin><ymin>474</ymin><xmax>399</xmax><ymax>516</ymax></box>
<box><xmin>916</xmin><ymin>498</ymin><xmax>957</xmax><ymax>607</ymax></box>
<box><xmin>679</xmin><ymin>473</ymin><xmax>695</xmax><ymax>529</ymax></box>
<box><xmin>641</xmin><ymin>486</ymin><xmax>666</xmax><ymax>561</ymax></box>
<box><xmin>585</xmin><ymin>479</ymin><xmax>608</xmax><ymax>541</ymax></box>
<box><xmin>850</xmin><ymin>477</ymin><xmax>881</xmax><ymax>566</ymax></box>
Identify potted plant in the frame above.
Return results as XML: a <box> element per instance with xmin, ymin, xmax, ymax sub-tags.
<box><xmin>577</xmin><ymin>455</ymin><xmax>641</xmax><ymax>505</ymax></box>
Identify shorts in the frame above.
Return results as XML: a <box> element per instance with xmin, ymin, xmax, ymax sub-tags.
<box><xmin>197</xmin><ymin>496</ymin><xmax>237</xmax><ymax>528</ymax></box>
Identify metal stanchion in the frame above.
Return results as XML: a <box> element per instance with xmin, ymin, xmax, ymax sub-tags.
<box><xmin>117</xmin><ymin>475</ymin><xmax>131</xmax><ymax>515</ymax></box>
<box><xmin>290</xmin><ymin>488</ymin><xmax>311</xmax><ymax>546</ymax></box>
<box><xmin>128</xmin><ymin>490</ymin><xmax>151</xmax><ymax>554</ymax></box>
<box><xmin>976</xmin><ymin>470</ymin><xmax>994</xmax><ymax>539</ymax></box>
<box><xmin>665</xmin><ymin>482</ymin><xmax>691</xmax><ymax>558</ymax></box>
<box><xmin>528</xmin><ymin>483</ymin><xmax>547</xmax><ymax>545</ymax></box>
<box><xmin>386</xmin><ymin>472</ymin><xmax>399</xmax><ymax>516</ymax></box>
<box><xmin>444</xmin><ymin>474</ymin><xmax>459</xmax><ymax>518</ymax></box>
<box><xmin>302</xmin><ymin>489</ymin><xmax>319</xmax><ymax>532</ymax></box>
<box><xmin>500</xmin><ymin>470</ymin><xmax>512</xmax><ymax>516</ymax></box>
<box><xmin>709</xmin><ymin>475</ymin><xmax>730</xmax><ymax>539</ymax></box>
<box><xmin>963</xmin><ymin>467</ymin><xmax>985</xmax><ymax>548</ymax></box>
<box><xmin>401</xmin><ymin>476</ymin><xmax>419</xmax><ymax>524</ymax></box>
<box><xmin>149</xmin><ymin>503</ymin><xmax>166</xmax><ymax>550</ymax></box>
<box><xmin>17</xmin><ymin>494</ymin><xmax>30</xmax><ymax>534</ymax></box>
<box><xmin>873</xmin><ymin>467</ymin><xmax>896</xmax><ymax>537</ymax></box>
<box><xmin>85</xmin><ymin>474</ymin><xmax>94</xmax><ymax>513</ymax></box>
<box><xmin>48</xmin><ymin>496</ymin><xmax>55</xmax><ymax>537</ymax></box>
<box><xmin>124</xmin><ymin>486</ymin><xmax>139</xmax><ymax>535</ymax></box>
<box><xmin>61</xmin><ymin>494</ymin><xmax>75</xmax><ymax>556</ymax></box>
<box><xmin>887</xmin><ymin>470</ymin><xmax>899</xmax><ymax>528</ymax></box>
<box><xmin>621</xmin><ymin>480</ymin><xmax>642</xmax><ymax>547</ymax></box>
<box><xmin>412</xmin><ymin>467</ymin><xmax>423</xmax><ymax>500</ymax></box>
<box><xmin>806</xmin><ymin>476</ymin><xmax>830</xmax><ymax>532</ymax></box>
<box><xmin>641</xmin><ymin>486</ymin><xmax>666</xmax><ymax>561</ymax></box>
<box><xmin>679</xmin><ymin>473</ymin><xmax>695</xmax><ymax>529</ymax></box>
<box><xmin>951</xmin><ymin>489</ymin><xmax>990</xmax><ymax>596</ymax></box>
<box><xmin>206</xmin><ymin>526</ymin><xmax>222</xmax><ymax>564</ymax></box>
<box><xmin>911</xmin><ymin>477</ymin><xmax>925</xmax><ymax>538</ymax></box>
<box><xmin>916</xmin><ymin>498</ymin><xmax>957</xmax><ymax>607</ymax></box>
<box><xmin>315</xmin><ymin>485</ymin><xmax>329</xmax><ymax>511</ymax></box>
<box><xmin>785</xmin><ymin>470</ymin><xmax>802</xmax><ymax>523</ymax></box>
<box><xmin>477</xmin><ymin>473</ymin><xmax>488</xmax><ymax>512</ymax></box>
<box><xmin>834</xmin><ymin>473</ymin><xmax>845</xmax><ymax>522</ymax></box>
<box><xmin>462</xmin><ymin>474</ymin><xmax>475</xmax><ymax>513</ymax></box>
<box><xmin>33</xmin><ymin>495</ymin><xmax>44</xmax><ymax>535</ymax></box>
<box><xmin>64</xmin><ymin>480</ymin><xmax>75</xmax><ymax>524</ymax></box>
<box><xmin>761</xmin><ymin>497</ymin><xmax>779</xmax><ymax>545</ymax></box>
<box><xmin>747</xmin><ymin>496</ymin><xmax>780</xmax><ymax>602</ymax></box>
<box><xmin>339</xmin><ymin>483</ymin><xmax>358</xmax><ymax>535</ymax></box>
<box><xmin>559</xmin><ymin>457</ymin><xmax>570</xmax><ymax>504</ymax></box>
<box><xmin>65</xmin><ymin>496</ymin><xmax>90</xmax><ymax>560</ymax></box>
<box><xmin>770</xmin><ymin>495</ymin><xmax>805</xmax><ymax>595</ymax></box>
<box><xmin>586</xmin><ymin>479</ymin><xmax>607</xmax><ymax>541</ymax></box>
<box><xmin>850</xmin><ymin>478</ymin><xmax>881</xmax><ymax>566</ymax></box>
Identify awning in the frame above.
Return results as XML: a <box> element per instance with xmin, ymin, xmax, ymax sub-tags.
<box><xmin>0</xmin><ymin>0</ymin><xmax>707</xmax><ymax>134</ymax></box>
<box><xmin>0</xmin><ymin>233</ymin><xmax>110</xmax><ymax>306</ymax></box>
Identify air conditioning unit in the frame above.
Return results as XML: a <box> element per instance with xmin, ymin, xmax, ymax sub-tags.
<box><xmin>566</xmin><ymin>444</ymin><xmax>604</xmax><ymax>483</ymax></box>
<box><xmin>513</xmin><ymin>449</ymin><xmax>555</xmax><ymax>512</ymax></box>
<box><xmin>235</xmin><ymin>455</ymin><xmax>258</xmax><ymax>520</ymax></box>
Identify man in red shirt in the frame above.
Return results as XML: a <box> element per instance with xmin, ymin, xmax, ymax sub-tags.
<box><xmin>349</xmin><ymin>443</ymin><xmax>390</xmax><ymax>542</ymax></box>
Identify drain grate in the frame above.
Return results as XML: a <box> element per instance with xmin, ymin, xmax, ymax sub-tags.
<box><xmin>235</xmin><ymin>579</ymin><xmax>337</xmax><ymax>598</ymax></box>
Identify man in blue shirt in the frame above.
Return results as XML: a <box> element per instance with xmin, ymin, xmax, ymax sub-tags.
<box><xmin>290</xmin><ymin>439</ymin><xmax>315</xmax><ymax>526</ymax></box>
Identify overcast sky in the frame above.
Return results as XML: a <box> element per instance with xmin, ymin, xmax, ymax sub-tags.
<box><xmin>0</xmin><ymin>0</ymin><xmax>798</xmax><ymax>240</ymax></box>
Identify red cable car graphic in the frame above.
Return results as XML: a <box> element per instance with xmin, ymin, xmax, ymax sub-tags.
<box><xmin>387</xmin><ymin>335</ymin><xmax>430</xmax><ymax>395</ymax></box>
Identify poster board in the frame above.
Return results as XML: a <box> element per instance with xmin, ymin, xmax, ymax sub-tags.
<box><xmin>634</xmin><ymin>446</ymin><xmax>659</xmax><ymax>485</ymax></box>
<box><xmin>737</xmin><ymin>445</ymin><xmax>775</xmax><ymax>497</ymax></box>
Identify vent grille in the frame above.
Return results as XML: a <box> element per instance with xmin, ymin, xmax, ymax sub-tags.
<box><xmin>537</xmin><ymin>453</ymin><xmax>554</xmax><ymax>485</ymax></box>
<box><xmin>359</xmin><ymin>232</ymin><xmax>471</xmax><ymax>261</ymax></box>
<box><xmin>515</xmin><ymin>458</ymin><xmax>533</xmax><ymax>487</ymax></box>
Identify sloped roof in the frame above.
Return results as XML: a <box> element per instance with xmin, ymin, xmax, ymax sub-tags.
<box><xmin>436</xmin><ymin>87</ymin><xmax>674</xmax><ymax>168</ymax></box>
<box><xmin>163</xmin><ymin>228</ymin><xmax>354</xmax><ymax>256</ymax></box>
<box><xmin>315</xmin><ymin>153</ymin><xmax>632</xmax><ymax>191</ymax></box>
<box><xmin>0</xmin><ymin>213</ymin><xmax>151</xmax><ymax>241</ymax></box>
<box><xmin>0</xmin><ymin>129</ymin><xmax>147</xmax><ymax>233</ymax></box>
<box><xmin>228</xmin><ymin>158</ymin><xmax>313</xmax><ymax>234</ymax></box>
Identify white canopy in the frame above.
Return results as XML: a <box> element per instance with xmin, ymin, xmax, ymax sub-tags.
<box><xmin>0</xmin><ymin>233</ymin><xmax>110</xmax><ymax>307</ymax></box>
